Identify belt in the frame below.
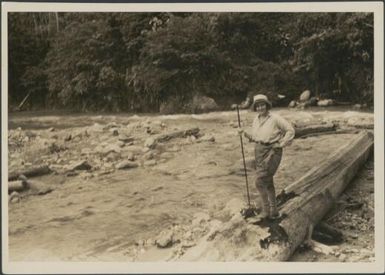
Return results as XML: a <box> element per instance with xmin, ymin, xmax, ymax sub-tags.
<box><xmin>254</xmin><ymin>141</ymin><xmax>275</xmax><ymax>146</ymax></box>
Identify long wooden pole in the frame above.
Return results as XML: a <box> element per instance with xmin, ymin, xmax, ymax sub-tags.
<box><xmin>236</xmin><ymin>106</ymin><xmax>251</xmax><ymax>207</ymax></box>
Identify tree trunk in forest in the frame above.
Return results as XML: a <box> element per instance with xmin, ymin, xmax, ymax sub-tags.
<box><xmin>55</xmin><ymin>12</ymin><xmax>59</xmax><ymax>32</ymax></box>
<box><xmin>32</xmin><ymin>13</ymin><xmax>39</xmax><ymax>38</ymax></box>
<box><xmin>255</xmin><ymin>131</ymin><xmax>373</xmax><ymax>261</ymax></box>
<box><xmin>18</xmin><ymin>91</ymin><xmax>32</xmax><ymax>110</ymax></box>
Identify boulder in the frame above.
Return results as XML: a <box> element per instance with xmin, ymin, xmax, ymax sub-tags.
<box><xmin>308</xmin><ymin>97</ymin><xmax>318</xmax><ymax>106</ymax></box>
<box><xmin>9</xmin><ymin>191</ymin><xmax>20</xmax><ymax>203</ymax></box>
<box><xmin>143</xmin><ymin>160</ymin><xmax>157</xmax><ymax>166</ymax></box>
<box><xmin>48</xmin><ymin>142</ymin><xmax>67</xmax><ymax>153</ymax></box>
<box><xmin>144</xmin><ymin>137</ymin><xmax>157</xmax><ymax>149</ymax></box>
<box><xmin>64</xmin><ymin>134</ymin><xmax>72</xmax><ymax>142</ymax></box>
<box><xmin>189</xmin><ymin>135</ymin><xmax>197</xmax><ymax>142</ymax></box>
<box><xmin>103</xmin><ymin>122</ymin><xmax>119</xmax><ymax>130</ymax></box>
<box><xmin>288</xmin><ymin>100</ymin><xmax>297</xmax><ymax>108</ymax></box>
<box><xmin>116</xmin><ymin>141</ymin><xmax>125</xmax><ymax>148</ymax></box>
<box><xmin>296</xmin><ymin>102</ymin><xmax>307</xmax><ymax>109</ymax></box>
<box><xmin>142</xmin><ymin>147</ymin><xmax>151</xmax><ymax>153</ymax></box>
<box><xmin>318</xmin><ymin>99</ymin><xmax>335</xmax><ymax>107</ymax></box>
<box><xmin>191</xmin><ymin>95</ymin><xmax>218</xmax><ymax>113</ymax></box>
<box><xmin>68</xmin><ymin>161</ymin><xmax>92</xmax><ymax>171</ymax></box>
<box><xmin>125</xmin><ymin>145</ymin><xmax>145</xmax><ymax>155</ymax></box>
<box><xmin>299</xmin><ymin>90</ymin><xmax>311</xmax><ymax>102</ymax></box>
<box><xmin>142</xmin><ymin>150</ymin><xmax>157</xmax><ymax>161</ymax></box>
<box><xmin>116</xmin><ymin>160</ymin><xmax>139</xmax><ymax>170</ymax></box>
<box><xmin>155</xmin><ymin>230</ymin><xmax>174</xmax><ymax>248</ymax></box>
<box><xmin>198</xmin><ymin>135</ymin><xmax>215</xmax><ymax>143</ymax></box>
<box><xmin>111</xmin><ymin>129</ymin><xmax>119</xmax><ymax>136</ymax></box>
<box><xmin>25</xmin><ymin>131</ymin><xmax>37</xmax><ymax>138</ymax></box>
<box><xmin>118</xmin><ymin>135</ymin><xmax>134</xmax><ymax>143</ymax></box>
<box><xmin>353</xmin><ymin>104</ymin><xmax>363</xmax><ymax>110</ymax></box>
<box><xmin>127</xmin><ymin>152</ymin><xmax>136</xmax><ymax>161</ymax></box>
<box><xmin>97</xmin><ymin>144</ymin><xmax>122</xmax><ymax>156</ymax></box>
<box><xmin>105</xmin><ymin>151</ymin><xmax>121</xmax><ymax>162</ymax></box>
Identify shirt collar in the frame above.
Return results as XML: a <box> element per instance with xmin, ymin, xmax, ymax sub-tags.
<box><xmin>257</xmin><ymin>111</ymin><xmax>271</xmax><ymax>119</ymax></box>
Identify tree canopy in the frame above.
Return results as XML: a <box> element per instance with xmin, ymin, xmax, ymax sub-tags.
<box><xmin>8</xmin><ymin>12</ymin><xmax>374</xmax><ymax>112</ymax></box>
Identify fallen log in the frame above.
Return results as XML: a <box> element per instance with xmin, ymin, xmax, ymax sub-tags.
<box><xmin>179</xmin><ymin>132</ymin><xmax>371</xmax><ymax>262</ymax></box>
<box><xmin>8</xmin><ymin>175</ymin><xmax>30</xmax><ymax>194</ymax></box>
<box><xmin>235</xmin><ymin>128</ymin><xmax>356</xmax><ymax>175</ymax></box>
<box><xmin>349</xmin><ymin>124</ymin><xmax>374</xmax><ymax>130</ymax></box>
<box><xmin>8</xmin><ymin>165</ymin><xmax>52</xmax><ymax>181</ymax></box>
<box><xmin>9</xmin><ymin>173</ymin><xmax>54</xmax><ymax>196</ymax></box>
<box><xmin>8</xmin><ymin>180</ymin><xmax>29</xmax><ymax>194</ymax></box>
<box><xmin>244</xmin><ymin>123</ymin><xmax>338</xmax><ymax>141</ymax></box>
<box><xmin>296</xmin><ymin>129</ymin><xmax>358</xmax><ymax>139</ymax></box>
<box><xmin>294</xmin><ymin>123</ymin><xmax>336</xmax><ymax>138</ymax></box>
<box><xmin>145</xmin><ymin>127</ymin><xmax>200</xmax><ymax>148</ymax></box>
<box><xmin>256</xmin><ymin>131</ymin><xmax>373</xmax><ymax>261</ymax></box>
<box><xmin>155</xmin><ymin>127</ymin><xmax>200</xmax><ymax>143</ymax></box>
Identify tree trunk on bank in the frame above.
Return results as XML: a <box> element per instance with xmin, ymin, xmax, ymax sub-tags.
<box><xmin>257</xmin><ymin>131</ymin><xmax>373</xmax><ymax>261</ymax></box>
<box><xmin>8</xmin><ymin>180</ymin><xmax>29</xmax><ymax>193</ymax></box>
<box><xmin>155</xmin><ymin>127</ymin><xmax>200</xmax><ymax>143</ymax></box>
<box><xmin>294</xmin><ymin>123</ymin><xmax>336</xmax><ymax>138</ymax></box>
<box><xmin>8</xmin><ymin>165</ymin><xmax>51</xmax><ymax>181</ymax></box>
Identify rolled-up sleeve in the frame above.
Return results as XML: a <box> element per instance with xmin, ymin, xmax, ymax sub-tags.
<box><xmin>275</xmin><ymin>116</ymin><xmax>295</xmax><ymax>147</ymax></box>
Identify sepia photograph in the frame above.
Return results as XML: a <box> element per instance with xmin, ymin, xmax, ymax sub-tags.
<box><xmin>1</xmin><ymin>2</ymin><xmax>384</xmax><ymax>274</ymax></box>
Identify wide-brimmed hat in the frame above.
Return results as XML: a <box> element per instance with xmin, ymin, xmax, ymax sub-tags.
<box><xmin>252</xmin><ymin>94</ymin><xmax>272</xmax><ymax>110</ymax></box>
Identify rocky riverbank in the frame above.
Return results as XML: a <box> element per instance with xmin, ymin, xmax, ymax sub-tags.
<box><xmin>7</xmin><ymin>108</ymin><xmax>374</xmax><ymax>262</ymax></box>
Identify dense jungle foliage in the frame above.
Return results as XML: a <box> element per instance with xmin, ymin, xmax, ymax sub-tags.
<box><xmin>8</xmin><ymin>12</ymin><xmax>374</xmax><ymax>112</ymax></box>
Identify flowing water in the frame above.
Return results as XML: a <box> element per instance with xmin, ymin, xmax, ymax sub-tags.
<box><xmin>6</xmin><ymin>108</ymin><xmax>374</xmax><ymax>262</ymax></box>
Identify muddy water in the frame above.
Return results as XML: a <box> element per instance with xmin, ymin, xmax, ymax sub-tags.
<box><xmin>8</xmin><ymin>106</ymin><xmax>371</xmax><ymax>130</ymax></box>
<box><xmin>7</xmin><ymin>108</ymin><xmax>374</xmax><ymax>261</ymax></box>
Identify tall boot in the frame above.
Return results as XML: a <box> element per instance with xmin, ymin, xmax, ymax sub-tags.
<box><xmin>267</xmin><ymin>184</ymin><xmax>279</xmax><ymax>218</ymax></box>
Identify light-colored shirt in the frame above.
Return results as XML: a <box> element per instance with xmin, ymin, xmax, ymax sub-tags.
<box><xmin>246</xmin><ymin>112</ymin><xmax>295</xmax><ymax>147</ymax></box>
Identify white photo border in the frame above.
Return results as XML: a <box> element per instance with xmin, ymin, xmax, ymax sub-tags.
<box><xmin>1</xmin><ymin>2</ymin><xmax>384</xmax><ymax>274</ymax></box>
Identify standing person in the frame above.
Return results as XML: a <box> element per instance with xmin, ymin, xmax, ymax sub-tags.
<box><xmin>238</xmin><ymin>94</ymin><xmax>295</xmax><ymax>219</ymax></box>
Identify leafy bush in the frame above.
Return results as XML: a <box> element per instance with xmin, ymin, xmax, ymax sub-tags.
<box><xmin>8</xmin><ymin>12</ymin><xmax>374</xmax><ymax>112</ymax></box>
<box><xmin>44</xmin><ymin>15</ymin><xmax>128</xmax><ymax>111</ymax></box>
<box><xmin>128</xmin><ymin>13</ymin><xmax>231</xmax><ymax>112</ymax></box>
